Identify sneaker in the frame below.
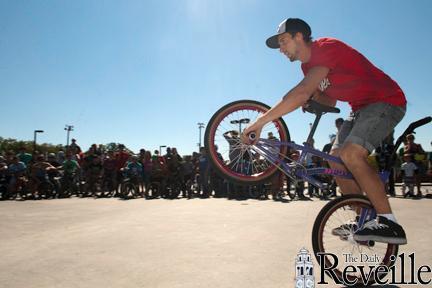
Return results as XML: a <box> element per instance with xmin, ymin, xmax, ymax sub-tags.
<box><xmin>353</xmin><ymin>216</ymin><xmax>407</xmax><ymax>245</ymax></box>
<box><xmin>332</xmin><ymin>217</ymin><xmax>359</xmax><ymax>238</ymax></box>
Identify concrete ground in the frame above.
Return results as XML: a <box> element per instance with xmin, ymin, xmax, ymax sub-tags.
<box><xmin>0</xmin><ymin>188</ymin><xmax>431</xmax><ymax>288</ymax></box>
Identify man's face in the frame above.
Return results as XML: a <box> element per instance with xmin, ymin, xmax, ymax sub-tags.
<box><xmin>278</xmin><ymin>33</ymin><xmax>300</xmax><ymax>62</ymax></box>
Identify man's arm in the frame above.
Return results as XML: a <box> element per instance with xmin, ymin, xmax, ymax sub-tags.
<box><xmin>254</xmin><ymin>66</ymin><xmax>329</xmax><ymax>125</ymax></box>
<box><xmin>241</xmin><ymin>66</ymin><xmax>329</xmax><ymax>143</ymax></box>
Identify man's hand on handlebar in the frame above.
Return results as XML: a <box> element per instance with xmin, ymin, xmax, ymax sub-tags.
<box><xmin>241</xmin><ymin>119</ymin><xmax>264</xmax><ymax>145</ymax></box>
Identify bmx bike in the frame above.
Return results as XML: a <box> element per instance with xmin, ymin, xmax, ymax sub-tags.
<box><xmin>204</xmin><ymin>99</ymin><xmax>431</xmax><ymax>285</ymax></box>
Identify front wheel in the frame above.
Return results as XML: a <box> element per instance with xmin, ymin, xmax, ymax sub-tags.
<box><xmin>205</xmin><ymin>100</ymin><xmax>290</xmax><ymax>185</ymax></box>
<box><xmin>311</xmin><ymin>194</ymin><xmax>398</xmax><ymax>286</ymax></box>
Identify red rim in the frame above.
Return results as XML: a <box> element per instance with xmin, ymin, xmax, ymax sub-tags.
<box><xmin>207</xmin><ymin>103</ymin><xmax>288</xmax><ymax>183</ymax></box>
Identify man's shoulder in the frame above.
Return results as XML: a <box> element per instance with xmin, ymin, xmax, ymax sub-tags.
<box><xmin>313</xmin><ymin>37</ymin><xmax>350</xmax><ymax>50</ymax></box>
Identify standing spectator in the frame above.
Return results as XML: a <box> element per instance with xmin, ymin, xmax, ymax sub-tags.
<box><xmin>304</xmin><ymin>139</ymin><xmax>320</xmax><ymax>197</ymax></box>
<box><xmin>291</xmin><ymin>151</ymin><xmax>307</xmax><ymax>199</ymax></box>
<box><xmin>69</xmin><ymin>139</ymin><xmax>82</xmax><ymax>155</ymax></box>
<box><xmin>115</xmin><ymin>144</ymin><xmax>130</xmax><ymax>186</ymax></box>
<box><xmin>268</xmin><ymin>132</ymin><xmax>283</xmax><ymax>201</ymax></box>
<box><xmin>181</xmin><ymin>155</ymin><xmax>194</xmax><ymax>198</ymax></box>
<box><xmin>57</xmin><ymin>150</ymin><xmax>66</xmax><ymax>165</ymax></box>
<box><xmin>400</xmin><ymin>154</ymin><xmax>417</xmax><ymax>198</ymax></box>
<box><xmin>62</xmin><ymin>152</ymin><xmax>81</xmax><ymax>176</ymax></box>
<box><xmin>124</xmin><ymin>155</ymin><xmax>143</xmax><ymax>179</ymax></box>
<box><xmin>139</xmin><ymin>149</ymin><xmax>146</xmax><ymax>163</ymax></box>
<box><xmin>428</xmin><ymin>141</ymin><xmax>432</xmax><ymax>171</ymax></box>
<box><xmin>0</xmin><ymin>156</ymin><xmax>8</xmax><ymax>175</ymax></box>
<box><xmin>7</xmin><ymin>156</ymin><xmax>27</xmax><ymax>197</ymax></box>
<box><xmin>335</xmin><ymin>117</ymin><xmax>344</xmax><ymax>132</ymax></box>
<box><xmin>29</xmin><ymin>155</ymin><xmax>57</xmax><ymax>198</ymax></box>
<box><xmin>164</xmin><ymin>147</ymin><xmax>172</xmax><ymax>162</ymax></box>
<box><xmin>102</xmin><ymin>150</ymin><xmax>117</xmax><ymax>193</ymax></box>
<box><xmin>404</xmin><ymin>134</ymin><xmax>426</xmax><ymax>197</ymax></box>
<box><xmin>16</xmin><ymin>147</ymin><xmax>32</xmax><ymax>166</ymax></box>
<box><xmin>223</xmin><ymin>130</ymin><xmax>241</xmax><ymax>163</ymax></box>
<box><xmin>376</xmin><ymin>132</ymin><xmax>396</xmax><ymax>196</ymax></box>
<box><xmin>198</xmin><ymin>147</ymin><xmax>210</xmax><ymax>198</ymax></box>
<box><xmin>323</xmin><ymin>134</ymin><xmax>336</xmax><ymax>154</ymax></box>
<box><xmin>47</xmin><ymin>153</ymin><xmax>62</xmax><ymax>168</ymax></box>
<box><xmin>210</xmin><ymin>145</ymin><xmax>226</xmax><ymax>198</ymax></box>
<box><xmin>151</xmin><ymin>152</ymin><xmax>167</xmax><ymax>197</ymax></box>
<box><xmin>142</xmin><ymin>151</ymin><xmax>153</xmax><ymax>193</ymax></box>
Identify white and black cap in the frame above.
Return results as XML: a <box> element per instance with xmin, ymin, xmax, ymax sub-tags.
<box><xmin>266</xmin><ymin>18</ymin><xmax>312</xmax><ymax>49</ymax></box>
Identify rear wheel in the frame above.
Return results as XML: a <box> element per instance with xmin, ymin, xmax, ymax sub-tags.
<box><xmin>205</xmin><ymin>100</ymin><xmax>290</xmax><ymax>185</ymax></box>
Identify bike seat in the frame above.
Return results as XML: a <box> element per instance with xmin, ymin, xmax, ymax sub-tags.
<box><xmin>304</xmin><ymin>100</ymin><xmax>340</xmax><ymax>114</ymax></box>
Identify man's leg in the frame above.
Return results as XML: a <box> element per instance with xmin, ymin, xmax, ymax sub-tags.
<box><xmin>339</xmin><ymin>143</ymin><xmax>391</xmax><ymax>214</ymax></box>
<box><xmin>328</xmin><ymin>148</ymin><xmax>362</xmax><ymax>195</ymax></box>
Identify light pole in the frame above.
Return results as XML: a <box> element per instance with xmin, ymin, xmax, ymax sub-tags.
<box><xmin>230</xmin><ymin>118</ymin><xmax>250</xmax><ymax>133</ymax></box>
<box><xmin>64</xmin><ymin>125</ymin><xmax>74</xmax><ymax>148</ymax></box>
<box><xmin>33</xmin><ymin>130</ymin><xmax>44</xmax><ymax>153</ymax></box>
<box><xmin>197</xmin><ymin>122</ymin><xmax>205</xmax><ymax>149</ymax></box>
<box><xmin>159</xmin><ymin>145</ymin><xmax>166</xmax><ymax>155</ymax></box>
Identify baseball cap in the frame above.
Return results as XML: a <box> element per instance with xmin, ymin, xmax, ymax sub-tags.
<box><xmin>266</xmin><ymin>18</ymin><xmax>312</xmax><ymax>49</ymax></box>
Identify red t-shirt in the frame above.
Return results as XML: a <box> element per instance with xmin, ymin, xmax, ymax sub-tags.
<box><xmin>115</xmin><ymin>151</ymin><xmax>130</xmax><ymax>170</ymax></box>
<box><xmin>301</xmin><ymin>38</ymin><xmax>406</xmax><ymax>111</ymax></box>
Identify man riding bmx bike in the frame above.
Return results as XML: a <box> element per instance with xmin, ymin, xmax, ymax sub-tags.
<box><xmin>242</xmin><ymin>18</ymin><xmax>407</xmax><ymax>245</ymax></box>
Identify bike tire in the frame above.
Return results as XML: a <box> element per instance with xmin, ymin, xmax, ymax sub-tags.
<box><xmin>205</xmin><ymin>100</ymin><xmax>290</xmax><ymax>185</ymax></box>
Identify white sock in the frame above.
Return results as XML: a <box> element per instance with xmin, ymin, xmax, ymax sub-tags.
<box><xmin>378</xmin><ymin>213</ymin><xmax>397</xmax><ymax>223</ymax></box>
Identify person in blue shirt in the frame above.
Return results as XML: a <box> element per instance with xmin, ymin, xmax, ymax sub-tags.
<box><xmin>124</xmin><ymin>155</ymin><xmax>143</xmax><ymax>178</ymax></box>
<box><xmin>7</xmin><ymin>156</ymin><xmax>27</xmax><ymax>195</ymax></box>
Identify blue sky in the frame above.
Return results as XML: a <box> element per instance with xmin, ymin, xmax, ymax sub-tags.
<box><xmin>1</xmin><ymin>0</ymin><xmax>431</xmax><ymax>155</ymax></box>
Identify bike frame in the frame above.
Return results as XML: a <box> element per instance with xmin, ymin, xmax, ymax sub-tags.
<box><xmin>250</xmin><ymin>114</ymin><xmax>430</xmax><ymax>191</ymax></box>
<box><xmin>253</xmin><ymin>138</ymin><xmax>368</xmax><ymax>189</ymax></box>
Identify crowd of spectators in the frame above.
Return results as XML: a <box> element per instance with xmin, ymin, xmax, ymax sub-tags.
<box><xmin>1</xmin><ymin>131</ymin><xmax>431</xmax><ymax>201</ymax></box>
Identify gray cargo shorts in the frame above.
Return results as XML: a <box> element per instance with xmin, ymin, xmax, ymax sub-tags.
<box><xmin>332</xmin><ymin>102</ymin><xmax>406</xmax><ymax>153</ymax></box>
